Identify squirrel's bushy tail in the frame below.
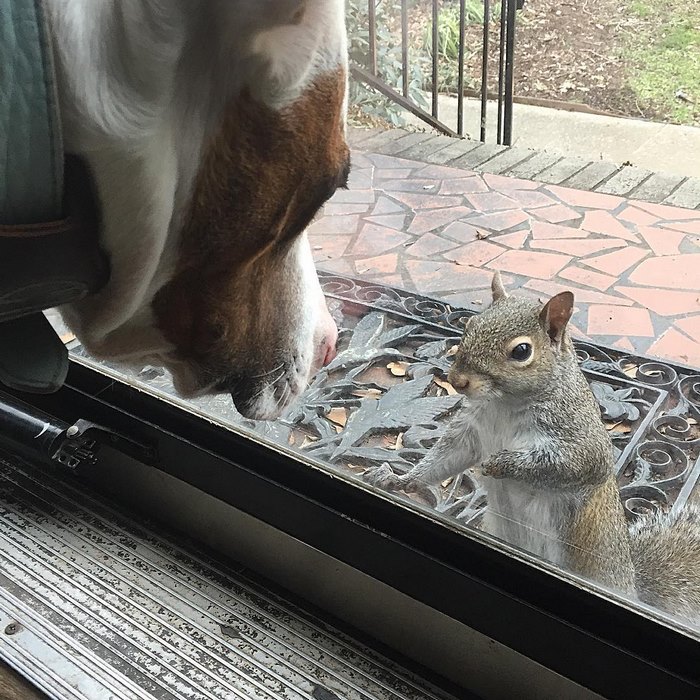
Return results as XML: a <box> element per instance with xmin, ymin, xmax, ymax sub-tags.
<box><xmin>629</xmin><ymin>505</ymin><xmax>700</xmax><ymax>623</ymax></box>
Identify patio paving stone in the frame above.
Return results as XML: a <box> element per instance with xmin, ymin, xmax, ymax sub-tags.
<box><xmin>312</xmin><ymin>149</ymin><xmax>700</xmax><ymax>368</ymax></box>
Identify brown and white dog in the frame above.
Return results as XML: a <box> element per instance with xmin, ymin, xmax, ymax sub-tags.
<box><xmin>46</xmin><ymin>0</ymin><xmax>349</xmax><ymax>420</ymax></box>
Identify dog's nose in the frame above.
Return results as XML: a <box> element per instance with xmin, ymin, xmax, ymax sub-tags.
<box><xmin>321</xmin><ymin>334</ymin><xmax>337</xmax><ymax>365</ymax></box>
<box><xmin>448</xmin><ymin>370</ymin><xmax>470</xmax><ymax>390</ymax></box>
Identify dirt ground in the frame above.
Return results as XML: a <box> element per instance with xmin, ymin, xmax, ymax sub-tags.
<box><xmin>360</xmin><ymin>0</ymin><xmax>699</xmax><ymax>126</ymax></box>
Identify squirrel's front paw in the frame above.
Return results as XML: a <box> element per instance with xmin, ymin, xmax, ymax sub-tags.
<box><xmin>362</xmin><ymin>462</ymin><xmax>403</xmax><ymax>490</ymax></box>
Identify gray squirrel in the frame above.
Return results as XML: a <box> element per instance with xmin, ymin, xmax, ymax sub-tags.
<box><xmin>364</xmin><ymin>272</ymin><xmax>700</xmax><ymax>625</ymax></box>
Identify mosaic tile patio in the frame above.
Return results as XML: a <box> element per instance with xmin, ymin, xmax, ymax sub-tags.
<box><xmin>311</xmin><ymin>152</ymin><xmax>700</xmax><ymax>368</ymax></box>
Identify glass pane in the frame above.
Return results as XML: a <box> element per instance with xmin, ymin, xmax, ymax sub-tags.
<box><xmin>42</xmin><ymin>0</ymin><xmax>700</xmax><ymax>647</ymax></box>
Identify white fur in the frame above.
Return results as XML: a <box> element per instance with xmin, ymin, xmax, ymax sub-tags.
<box><xmin>473</xmin><ymin>398</ymin><xmax>572</xmax><ymax>565</ymax></box>
<box><xmin>44</xmin><ymin>1</ymin><xmax>347</xmax><ymax>417</ymax></box>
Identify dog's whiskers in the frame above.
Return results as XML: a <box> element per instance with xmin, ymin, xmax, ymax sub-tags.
<box><xmin>251</xmin><ymin>363</ymin><xmax>285</xmax><ymax>379</ymax></box>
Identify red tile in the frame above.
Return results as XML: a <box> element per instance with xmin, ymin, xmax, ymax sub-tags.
<box><xmin>676</xmin><ymin>315</ymin><xmax>700</xmax><ymax>343</ymax></box>
<box><xmin>351</xmin><ymin>223</ymin><xmax>411</xmax><ymax>257</ymax></box>
<box><xmin>587</xmin><ymin>305</ymin><xmax>655</xmax><ymax>337</ymax></box>
<box><xmin>533</xmin><ymin>203</ymin><xmax>581</xmax><ymax>224</ymax></box>
<box><xmin>631</xmin><ymin>201</ymin><xmax>700</xmax><ymax>221</ymax></box>
<box><xmin>466</xmin><ymin>210</ymin><xmax>530</xmax><ymax>232</ymax></box>
<box><xmin>308</xmin><ymin>214</ymin><xmax>360</xmax><ymax>235</ymax></box>
<box><xmin>404</xmin><ymin>233</ymin><xmax>458</xmax><ymax>257</ymax></box>
<box><xmin>524</xmin><ymin>279</ymin><xmax>634</xmax><ymax>306</ymax></box>
<box><xmin>637</xmin><ymin>226</ymin><xmax>687</xmax><ymax>256</ymax></box>
<box><xmin>414</xmin><ymin>163</ymin><xmax>476</xmax><ymax>179</ymax></box>
<box><xmin>441</xmin><ymin>221</ymin><xmax>482</xmax><ymax>243</ymax></box>
<box><xmin>659</xmin><ymin>220</ymin><xmax>700</xmax><ymax>235</ymax></box>
<box><xmin>506</xmin><ymin>190</ymin><xmax>558</xmax><ymax>209</ymax></box>
<box><xmin>488</xmin><ymin>250</ymin><xmax>571</xmax><ymax>279</ymax></box>
<box><xmin>317</xmin><ymin>258</ymin><xmax>355</xmax><ymax>276</ymax></box>
<box><xmin>329</xmin><ymin>189</ymin><xmax>375</xmax><ymax>204</ymax></box>
<box><xmin>491</xmin><ymin>231</ymin><xmax>530</xmax><ymax>249</ymax></box>
<box><xmin>629</xmin><ymin>254</ymin><xmax>700</xmax><ymax>290</ymax></box>
<box><xmin>546</xmin><ymin>186</ymin><xmax>623</xmax><ymax>210</ymax></box>
<box><xmin>405</xmin><ymin>260</ymin><xmax>495</xmax><ymax>294</ymax></box>
<box><xmin>355</xmin><ymin>253</ymin><xmax>399</xmax><ymax>275</ymax></box>
<box><xmin>613</xmin><ymin>337</ymin><xmax>636</xmax><ymax>352</ymax></box>
<box><xmin>322</xmin><ymin>202</ymin><xmax>371</xmax><ymax>216</ymax></box>
<box><xmin>408</xmin><ymin>206</ymin><xmax>474</xmax><ymax>235</ymax></box>
<box><xmin>530</xmin><ymin>238</ymin><xmax>625</xmax><ymax>257</ymax></box>
<box><xmin>558</xmin><ymin>266</ymin><xmax>618</xmax><ymax>291</ymax></box>
<box><xmin>439</xmin><ymin>177</ymin><xmax>489</xmax><ymax>195</ymax></box>
<box><xmin>580</xmin><ymin>210</ymin><xmax>638</xmax><ymax>242</ymax></box>
<box><xmin>615</xmin><ymin>286</ymin><xmax>700</xmax><ymax>316</ymax></box>
<box><xmin>368</xmin><ymin>154</ymin><xmax>418</xmax><ymax>169</ymax></box>
<box><xmin>348</xmin><ymin>168</ymin><xmax>373</xmax><ymax>189</ymax></box>
<box><xmin>646</xmin><ymin>328</ymin><xmax>700</xmax><ymax>367</ymax></box>
<box><xmin>569</xmin><ymin>323</ymin><xmax>594</xmax><ymax>343</ymax></box>
<box><xmin>374</xmin><ymin>168</ymin><xmax>413</xmax><ymax>179</ymax></box>
<box><xmin>482</xmin><ymin>173</ymin><xmax>541</xmax><ymax>190</ymax></box>
<box><xmin>368</xmin><ymin>272</ymin><xmax>407</xmax><ymax>288</ymax></box>
<box><xmin>444</xmin><ymin>241</ymin><xmax>506</xmax><ymax>267</ymax></box>
<box><xmin>531</xmin><ymin>220</ymin><xmax>589</xmax><ymax>239</ymax></box>
<box><xmin>583</xmin><ymin>247</ymin><xmax>649</xmax><ymax>276</ymax></box>
<box><xmin>617</xmin><ymin>206</ymin><xmax>660</xmax><ymax>227</ymax></box>
<box><xmin>364</xmin><ymin>213</ymin><xmax>407</xmax><ymax>230</ymax></box>
<box><xmin>371</xmin><ymin>196</ymin><xmax>405</xmax><ymax>216</ymax></box>
<box><xmin>380</xmin><ymin>178</ymin><xmax>440</xmax><ymax>193</ymax></box>
<box><xmin>309</xmin><ymin>234</ymin><xmax>352</xmax><ymax>260</ymax></box>
<box><xmin>465</xmin><ymin>191</ymin><xmax>519</xmax><ymax>212</ymax></box>
<box><xmin>385</xmin><ymin>192</ymin><xmax>462</xmax><ymax>210</ymax></box>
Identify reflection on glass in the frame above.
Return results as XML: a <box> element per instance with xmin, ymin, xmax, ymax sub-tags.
<box><xmin>65</xmin><ymin>271</ymin><xmax>700</xmax><ymax>635</ymax></box>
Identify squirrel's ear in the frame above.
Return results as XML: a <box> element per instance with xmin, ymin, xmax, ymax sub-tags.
<box><xmin>491</xmin><ymin>271</ymin><xmax>509</xmax><ymax>302</ymax></box>
<box><xmin>539</xmin><ymin>291</ymin><xmax>574</xmax><ymax>345</ymax></box>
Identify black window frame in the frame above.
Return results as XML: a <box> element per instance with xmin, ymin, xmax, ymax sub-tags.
<box><xmin>3</xmin><ymin>356</ymin><xmax>700</xmax><ymax>699</ymax></box>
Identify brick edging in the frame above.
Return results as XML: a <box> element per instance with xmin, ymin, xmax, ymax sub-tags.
<box><xmin>347</xmin><ymin>127</ymin><xmax>700</xmax><ymax>210</ymax></box>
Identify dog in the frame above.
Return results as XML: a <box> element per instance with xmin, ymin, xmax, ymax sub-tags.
<box><xmin>44</xmin><ymin>0</ymin><xmax>350</xmax><ymax>420</ymax></box>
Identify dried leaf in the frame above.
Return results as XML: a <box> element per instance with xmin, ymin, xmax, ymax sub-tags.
<box><xmin>605</xmin><ymin>421</ymin><xmax>632</xmax><ymax>434</ymax></box>
<box><xmin>391</xmin><ymin>432</ymin><xmax>405</xmax><ymax>450</ymax></box>
<box><xmin>327</xmin><ymin>407</ymin><xmax>348</xmax><ymax>427</ymax></box>
<box><xmin>387</xmin><ymin>361</ymin><xmax>410</xmax><ymax>377</ymax></box>
<box><xmin>688</xmin><ymin>417</ymin><xmax>698</xmax><ymax>425</ymax></box>
<box><xmin>475</xmin><ymin>230</ymin><xmax>489</xmax><ymax>240</ymax></box>
<box><xmin>446</xmin><ymin>344</ymin><xmax>459</xmax><ymax>357</ymax></box>
<box><xmin>622</xmin><ymin>363</ymin><xmax>638</xmax><ymax>378</ymax></box>
<box><xmin>347</xmin><ymin>464</ymin><xmax>365</xmax><ymax>472</ymax></box>
<box><xmin>434</xmin><ymin>378</ymin><xmax>458</xmax><ymax>395</ymax></box>
<box><xmin>352</xmin><ymin>388</ymin><xmax>382</xmax><ymax>399</ymax></box>
<box><xmin>288</xmin><ymin>433</ymin><xmax>296</xmax><ymax>446</ymax></box>
<box><xmin>60</xmin><ymin>332</ymin><xmax>75</xmax><ymax>343</ymax></box>
<box><xmin>441</xmin><ymin>477</ymin><xmax>454</xmax><ymax>488</ymax></box>
<box><xmin>300</xmin><ymin>436</ymin><xmax>318</xmax><ymax>449</ymax></box>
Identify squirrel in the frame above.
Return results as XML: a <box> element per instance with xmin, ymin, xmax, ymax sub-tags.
<box><xmin>364</xmin><ymin>272</ymin><xmax>700</xmax><ymax>625</ymax></box>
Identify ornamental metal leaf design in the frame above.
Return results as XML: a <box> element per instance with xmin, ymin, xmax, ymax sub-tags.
<box><xmin>328</xmin><ymin>375</ymin><xmax>462</xmax><ymax>461</ymax></box>
<box><xmin>325</xmin><ymin>312</ymin><xmax>419</xmax><ymax>372</ymax></box>
<box><xmin>590</xmin><ymin>382</ymin><xmax>650</xmax><ymax>421</ymax></box>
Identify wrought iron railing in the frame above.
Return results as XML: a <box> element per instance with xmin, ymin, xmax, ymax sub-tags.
<box><xmin>348</xmin><ymin>0</ymin><xmax>522</xmax><ymax>144</ymax></box>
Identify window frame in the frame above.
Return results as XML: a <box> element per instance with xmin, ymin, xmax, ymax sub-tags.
<box><xmin>4</xmin><ymin>355</ymin><xmax>699</xmax><ymax>700</ymax></box>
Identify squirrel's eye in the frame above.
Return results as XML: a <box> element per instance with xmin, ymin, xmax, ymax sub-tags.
<box><xmin>510</xmin><ymin>342</ymin><xmax>532</xmax><ymax>362</ymax></box>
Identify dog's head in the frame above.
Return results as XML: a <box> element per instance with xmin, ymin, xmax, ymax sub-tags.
<box><xmin>52</xmin><ymin>0</ymin><xmax>349</xmax><ymax>420</ymax></box>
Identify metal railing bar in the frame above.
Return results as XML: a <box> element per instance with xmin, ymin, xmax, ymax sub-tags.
<box><xmin>497</xmin><ymin>0</ymin><xmax>507</xmax><ymax>144</ymax></box>
<box><xmin>504</xmin><ymin>0</ymin><xmax>517</xmax><ymax>144</ymax></box>
<box><xmin>481</xmin><ymin>0</ymin><xmax>490</xmax><ymax>142</ymax></box>
<box><xmin>432</xmin><ymin>0</ymin><xmax>439</xmax><ymax>118</ymax></box>
<box><xmin>368</xmin><ymin>0</ymin><xmax>377</xmax><ymax>74</ymax></box>
<box><xmin>457</xmin><ymin>0</ymin><xmax>466</xmax><ymax>136</ymax></box>
<box><xmin>350</xmin><ymin>64</ymin><xmax>460</xmax><ymax>138</ymax></box>
<box><xmin>401</xmin><ymin>0</ymin><xmax>409</xmax><ymax>98</ymax></box>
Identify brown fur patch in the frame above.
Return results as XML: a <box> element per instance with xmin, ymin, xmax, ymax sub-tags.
<box><xmin>153</xmin><ymin>69</ymin><xmax>349</xmax><ymax>365</ymax></box>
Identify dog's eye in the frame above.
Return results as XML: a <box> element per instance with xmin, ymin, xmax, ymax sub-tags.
<box><xmin>510</xmin><ymin>342</ymin><xmax>532</xmax><ymax>362</ymax></box>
